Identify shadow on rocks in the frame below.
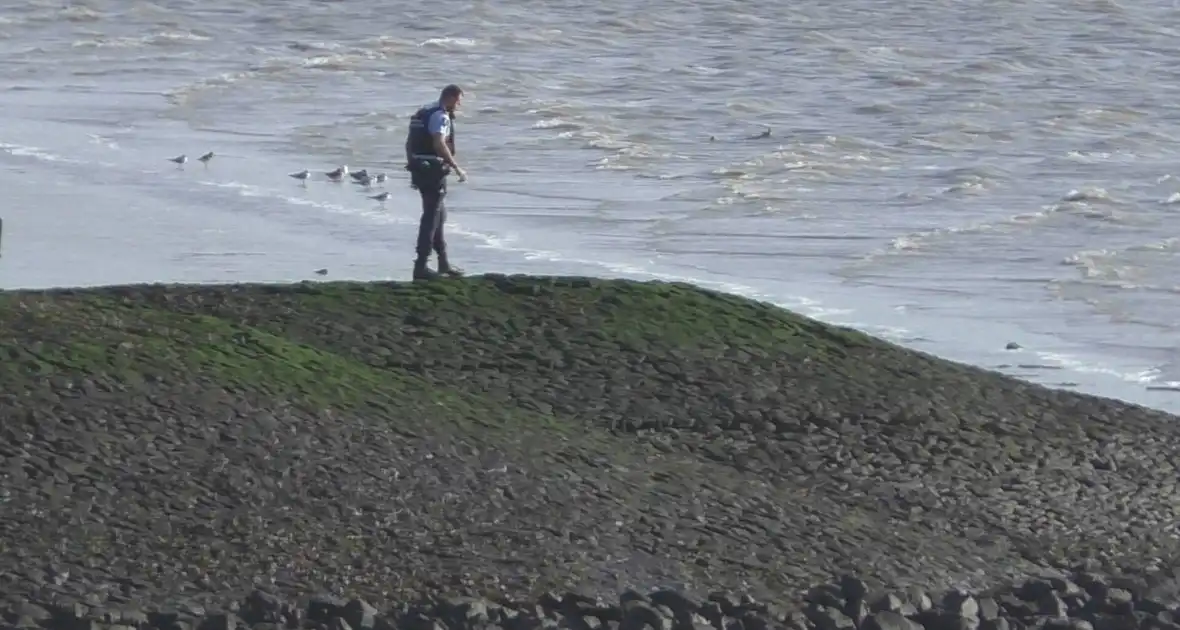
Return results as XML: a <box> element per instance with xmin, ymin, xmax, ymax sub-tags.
<box><xmin>8</xmin><ymin>569</ymin><xmax>1180</xmax><ymax>630</ymax></box>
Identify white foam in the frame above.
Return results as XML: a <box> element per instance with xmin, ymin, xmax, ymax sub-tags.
<box><xmin>0</xmin><ymin>142</ymin><xmax>73</xmax><ymax>163</ymax></box>
<box><xmin>532</xmin><ymin>118</ymin><xmax>582</xmax><ymax>131</ymax></box>
<box><xmin>418</xmin><ymin>37</ymin><xmax>477</xmax><ymax>48</ymax></box>
<box><xmin>195</xmin><ymin>179</ymin><xmax>513</xmax><ymax>254</ymax></box>
<box><xmin>1035</xmin><ymin>351</ymin><xmax>1162</xmax><ymax>385</ymax></box>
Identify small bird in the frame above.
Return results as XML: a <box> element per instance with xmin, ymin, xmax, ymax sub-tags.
<box><xmin>373</xmin><ymin>173</ymin><xmax>387</xmax><ymax>184</ymax></box>
<box><xmin>349</xmin><ymin>169</ymin><xmax>369</xmax><ymax>181</ymax></box>
<box><xmin>198</xmin><ymin>151</ymin><xmax>214</xmax><ymax>166</ymax></box>
<box><xmin>325</xmin><ymin>165</ymin><xmax>348</xmax><ymax>181</ymax></box>
<box><xmin>314</xmin><ymin>268</ymin><xmax>328</xmax><ymax>276</ymax></box>
<box><xmin>369</xmin><ymin>192</ymin><xmax>391</xmax><ymax>203</ymax></box>
<box><xmin>352</xmin><ymin>173</ymin><xmax>373</xmax><ymax>188</ymax></box>
<box><xmin>289</xmin><ymin>169</ymin><xmax>310</xmax><ymax>183</ymax></box>
<box><xmin>168</xmin><ymin>154</ymin><xmax>186</xmax><ymax>167</ymax></box>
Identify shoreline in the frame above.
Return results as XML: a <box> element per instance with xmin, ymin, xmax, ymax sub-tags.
<box><xmin>2</xmin><ymin>256</ymin><xmax>1176</xmax><ymax>416</ymax></box>
<box><xmin>0</xmin><ymin>128</ymin><xmax>1175</xmax><ymax>417</ymax></box>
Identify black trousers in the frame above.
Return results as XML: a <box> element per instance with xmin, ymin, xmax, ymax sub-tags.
<box><xmin>410</xmin><ymin>163</ymin><xmax>449</xmax><ymax>260</ymax></box>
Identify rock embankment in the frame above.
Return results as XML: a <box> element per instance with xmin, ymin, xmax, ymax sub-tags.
<box><xmin>6</xmin><ymin>572</ymin><xmax>1180</xmax><ymax>630</ymax></box>
<box><xmin>2</xmin><ymin>274</ymin><xmax>1180</xmax><ymax>612</ymax></box>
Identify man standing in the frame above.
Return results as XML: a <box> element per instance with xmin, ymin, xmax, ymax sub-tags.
<box><xmin>404</xmin><ymin>84</ymin><xmax>468</xmax><ymax>280</ymax></box>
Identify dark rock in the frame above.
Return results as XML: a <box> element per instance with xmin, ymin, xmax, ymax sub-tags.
<box><xmin>1103</xmin><ymin>590</ymin><xmax>1135</xmax><ymax>615</ymax></box>
<box><xmin>1061</xmin><ymin>595</ymin><xmax>1088</xmax><ymax>616</ymax></box>
<box><xmin>1019</xmin><ymin>582</ymin><xmax>1057</xmax><ymax>604</ymax></box>
<box><xmin>1048</xmin><ymin>581</ymin><xmax>1083</xmax><ymax>598</ymax></box>
<box><xmin>705</xmin><ymin>595</ymin><xmax>739</xmax><ymax>619</ymax></box>
<box><xmin>845</xmin><ymin>599</ymin><xmax>869</xmax><ymax>628</ymax></box>
<box><xmin>696</xmin><ymin>602</ymin><xmax>723</xmax><ymax>630</ymax></box>
<box><xmin>806</xmin><ymin>588</ymin><xmax>844</xmax><ymax>611</ymax></box>
<box><xmin>864</xmin><ymin>612</ymin><xmax>921</xmax><ymax>630</ymax></box>
<box><xmin>739</xmin><ymin>611</ymin><xmax>769</xmax><ymax>630</ymax></box>
<box><xmin>308</xmin><ymin>598</ymin><xmax>346</xmax><ymax>624</ymax></box>
<box><xmin>998</xmin><ymin>594</ymin><xmax>1037</xmax><ymax>619</ymax></box>
<box><xmin>1089</xmin><ymin>613</ymin><xmax>1145</xmax><ymax>630</ymax></box>
<box><xmin>440</xmin><ymin>598</ymin><xmax>490</xmax><ymax>626</ymax></box>
<box><xmin>241</xmin><ymin>591</ymin><xmax>283</xmax><ymax>625</ymax></box>
<box><xmin>649</xmin><ymin>591</ymin><xmax>700</xmax><ymax>621</ymax></box>
<box><xmin>196</xmin><ymin>614</ymin><xmax>240</xmax><ymax>630</ymax></box>
<box><xmin>783</xmin><ymin>612</ymin><xmax>811</xmax><ymax>630</ymax></box>
<box><xmin>619</xmin><ymin>602</ymin><xmax>669</xmax><ymax>630</ymax></box>
<box><xmin>915</xmin><ymin>611</ymin><xmax>978</xmax><ymax>630</ymax></box>
<box><xmin>1037</xmin><ymin>593</ymin><xmax>1067</xmax><ymax>618</ymax></box>
<box><xmin>838</xmin><ymin>577</ymin><xmax>869</xmax><ymax>604</ymax></box>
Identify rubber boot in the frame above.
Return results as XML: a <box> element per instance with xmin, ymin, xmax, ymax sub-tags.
<box><xmin>413</xmin><ymin>257</ymin><xmax>438</xmax><ymax>281</ymax></box>
<box><xmin>437</xmin><ymin>252</ymin><xmax>465</xmax><ymax>277</ymax></box>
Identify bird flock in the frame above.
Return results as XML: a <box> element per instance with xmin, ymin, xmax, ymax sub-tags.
<box><xmin>167</xmin><ymin>153</ymin><xmax>394</xmax><ymax>205</ymax></box>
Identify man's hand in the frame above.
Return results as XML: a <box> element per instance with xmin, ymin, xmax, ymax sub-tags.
<box><xmin>455</xmin><ymin>166</ymin><xmax>468</xmax><ymax>183</ymax></box>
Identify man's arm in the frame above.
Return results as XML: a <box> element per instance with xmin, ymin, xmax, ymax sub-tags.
<box><xmin>427</xmin><ymin>111</ymin><xmax>462</xmax><ymax>173</ymax></box>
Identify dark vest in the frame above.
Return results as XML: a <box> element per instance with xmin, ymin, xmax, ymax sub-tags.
<box><xmin>407</xmin><ymin>103</ymin><xmax>455</xmax><ymax>159</ymax></box>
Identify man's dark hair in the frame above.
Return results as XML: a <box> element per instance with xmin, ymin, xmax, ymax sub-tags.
<box><xmin>441</xmin><ymin>84</ymin><xmax>463</xmax><ymax>100</ymax></box>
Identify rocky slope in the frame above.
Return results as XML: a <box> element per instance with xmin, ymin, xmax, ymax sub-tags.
<box><xmin>1</xmin><ymin>274</ymin><xmax>1179</xmax><ymax>614</ymax></box>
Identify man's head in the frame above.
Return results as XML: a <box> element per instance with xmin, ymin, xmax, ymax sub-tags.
<box><xmin>440</xmin><ymin>84</ymin><xmax>463</xmax><ymax>113</ymax></box>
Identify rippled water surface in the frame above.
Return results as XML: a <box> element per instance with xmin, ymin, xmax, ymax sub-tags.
<box><xmin>1</xmin><ymin>0</ymin><xmax>1179</xmax><ymax>411</ymax></box>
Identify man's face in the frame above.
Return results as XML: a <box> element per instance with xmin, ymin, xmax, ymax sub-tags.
<box><xmin>445</xmin><ymin>93</ymin><xmax>462</xmax><ymax>112</ymax></box>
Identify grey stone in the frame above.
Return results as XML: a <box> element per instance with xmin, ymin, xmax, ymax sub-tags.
<box><xmin>803</xmin><ymin>606</ymin><xmax>855</xmax><ymax>630</ymax></box>
<box><xmin>906</xmin><ymin>590</ymin><xmax>933</xmax><ymax>614</ymax></box>
<box><xmin>342</xmin><ymin>601</ymin><xmax>378</xmax><ymax>630</ymax></box>
<box><xmin>976</xmin><ymin>599</ymin><xmax>999</xmax><ymax>622</ymax></box>
<box><xmin>871</xmin><ymin>595</ymin><xmax>905</xmax><ymax>615</ymax></box>
<box><xmin>942</xmin><ymin>591</ymin><xmax>980</xmax><ymax>620</ymax></box>
<box><xmin>11</xmin><ymin>604</ymin><xmax>51</xmax><ymax>623</ymax></box>
<box><xmin>119</xmin><ymin>610</ymin><xmax>150</xmax><ymax>628</ymax></box>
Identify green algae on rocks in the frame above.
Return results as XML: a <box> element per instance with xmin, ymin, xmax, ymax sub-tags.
<box><xmin>1</xmin><ymin>274</ymin><xmax>1180</xmax><ymax>610</ymax></box>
